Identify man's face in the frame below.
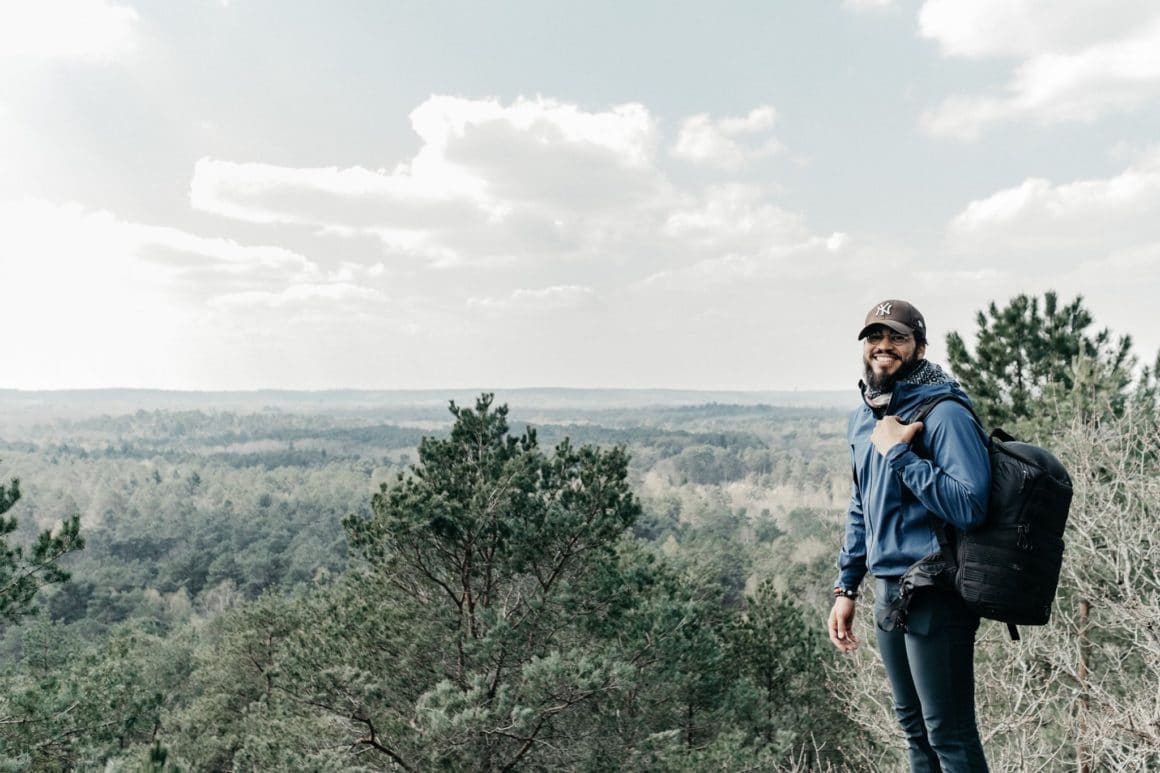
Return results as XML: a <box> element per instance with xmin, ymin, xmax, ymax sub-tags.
<box><xmin>862</xmin><ymin>326</ymin><xmax>925</xmax><ymax>392</ymax></box>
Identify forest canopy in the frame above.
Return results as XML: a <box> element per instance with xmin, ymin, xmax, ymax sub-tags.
<box><xmin>0</xmin><ymin>291</ymin><xmax>1157</xmax><ymax>770</ymax></box>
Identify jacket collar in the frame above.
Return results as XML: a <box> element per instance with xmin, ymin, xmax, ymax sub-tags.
<box><xmin>858</xmin><ymin>379</ymin><xmax>963</xmax><ymax>421</ymax></box>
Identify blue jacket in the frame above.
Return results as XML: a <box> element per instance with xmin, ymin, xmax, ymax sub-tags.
<box><xmin>836</xmin><ymin>379</ymin><xmax>990</xmax><ymax>591</ymax></box>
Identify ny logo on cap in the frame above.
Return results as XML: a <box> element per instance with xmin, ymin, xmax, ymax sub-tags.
<box><xmin>876</xmin><ymin>302</ymin><xmax>894</xmax><ymax>316</ymax></box>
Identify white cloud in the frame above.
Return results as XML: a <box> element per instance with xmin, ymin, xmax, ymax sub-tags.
<box><xmin>136</xmin><ymin>224</ymin><xmax>318</xmax><ymax>275</ymax></box>
<box><xmin>661</xmin><ymin>184</ymin><xmax>820</xmax><ymax>256</ymax></box>
<box><xmin>951</xmin><ymin>178</ymin><xmax>1056</xmax><ymax>229</ymax></box>
<box><xmin>511</xmin><ymin>284</ymin><xmax>594</xmax><ymax>304</ymax></box>
<box><xmin>193</xmin><ymin>95</ymin><xmax>658</xmax><ymax>227</ymax></box>
<box><xmin>635</xmin><ymin>202</ymin><xmax>855</xmax><ymax>296</ymax></box>
<box><xmin>919</xmin><ymin>0</ymin><xmax>1155</xmax><ymax>59</ymax></box>
<box><xmin>0</xmin><ymin>198</ymin><xmax>410</xmax><ymax>388</ymax></box>
<box><xmin>932</xmin><ymin>147</ymin><xmax>1160</xmax><ymax>365</ymax></box>
<box><xmin>918</xmin><ymin>1</ymin><xmax>1160</xmax><ymax>138</ymax></box>
<box><xmin>826</xmin><ymin>233</ymin><xmax>850</xmax><ymax>251</ymax></box>
<box><xmin>328</xmin><ymin>261</ymin><xmax>387</xmax><ymax>283</ymax></box>
<box><xmin>912</xmin><ymin>268</ymin><xmax>1013</xmax><ymax>293</ymax></box>
<box><xmin>670</xmin><ymin>107</ymin><xmax>783</xmax><ymax>170</ymax></box>
<box><xmin>468</xmin><ymin>284</ymin><xmax>595</xmax><ymax>313</ymax></box>
<box><xmin>209</xmin><ymin>283</ymin><xmax>386</xmax><ymax>309</ymax></box>
<box><xmin>948</xmin><ymin>146</ymin><xmax>1160</xmax><ymax>252</ymax></box>
<box><xmin>0</xmin><ymin>198</ymin><xmax>374</xmax><ymax>386</ymax></box>
<box><xmin>190</xmin><ymin>156</ymin><xmax>485</xmax><ymax>225</ymax></box>
<box><xmin>0</xmin><ymin>0</ymin><xmax>139</xmax><ymax>61</ymax></box>
<box><xmin>190</xmin><ymin>97</ymin><xmax>830</xmax><ymax>282</ymax></box>
<box><xmin>411</xmin><ymin>95</ymin><xmax>656</xmax><ymax>170</ymax></box>
<box><xmin>191</xmin><ymin>96</ymin><xmax>670</xmax><ymax>267</ymax></box>
<box><xmin>184</xmin><ymin>95</ymin><xmax>850</xmax><ymax>384</ymax></box>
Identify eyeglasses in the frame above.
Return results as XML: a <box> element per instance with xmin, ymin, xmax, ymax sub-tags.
<box><xmin>865</xmin><ymin>330</ymin><xmax>913</xmax><ymax>345</ymax></box>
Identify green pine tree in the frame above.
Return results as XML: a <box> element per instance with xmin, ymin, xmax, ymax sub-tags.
<box><xmin>1</xmin><ymin>473</ymin><xmax>85</xmax><ymax>627</ymax></box>
<box><xmin>945</xmin><ymin>291</ymin><xmax>1138</xmax><ymax>433</ymax></box>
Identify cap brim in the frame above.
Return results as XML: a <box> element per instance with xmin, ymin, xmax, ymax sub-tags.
<box><xmin>858</xmin><ymin>320</ymin><xmax>914</xmax><ymax>340</ymax></box>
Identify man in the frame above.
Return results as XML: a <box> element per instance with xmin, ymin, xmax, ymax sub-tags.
<box><xmin>827</xmin><ymin>299</ymin><xmax>991</xmax><ymax>772</ymax></box>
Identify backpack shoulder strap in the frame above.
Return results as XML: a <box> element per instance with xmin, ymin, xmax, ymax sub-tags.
<box><xmin>906</xmin><ymin>393</ymin><xmax>985</xmax><ymax>575</ymax></box>
<box><xmin>908</xmin><ymin>392</ymin><xmax>982</xmax><ymax>428</ymax></box>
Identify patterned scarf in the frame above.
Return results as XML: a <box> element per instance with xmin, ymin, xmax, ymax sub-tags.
<box><xmin>862</xmin><ymin>359</ymin><xmax>954</xmax><ymax>409</ymax></box>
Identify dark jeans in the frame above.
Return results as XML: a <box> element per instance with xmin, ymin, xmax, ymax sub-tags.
<box><xmin>874</xmin><ymin>577</ymin><xmax>989</xmax><ymax>773</ymax></box>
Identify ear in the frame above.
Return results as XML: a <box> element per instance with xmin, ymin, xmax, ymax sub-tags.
<box><xmin>917</xmin><ymin>342</ymin><xmax>927</xmax><ymax>360</ymax></box>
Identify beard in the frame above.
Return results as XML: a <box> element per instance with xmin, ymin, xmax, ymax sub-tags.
<box><xmin>863</xmin><ymin>348</ymin><xmax>923</xmax><ymax>393</ymax></box>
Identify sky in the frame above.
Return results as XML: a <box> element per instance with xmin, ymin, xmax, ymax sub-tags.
<box><xmin>2</xmin><ymin>0</ymin><xmax>1159</xmax><ymax>393</ymax></box>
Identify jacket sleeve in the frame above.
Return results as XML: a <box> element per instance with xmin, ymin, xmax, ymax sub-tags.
<box><xmin>885</xmin><ymin>402</ymin><xmax>990</xmax><ymax>531</ymax></box>
<box><xmin>836</xmin><ymin>462</ymin><xmax>868</xmax><ymax>591</ymax></box>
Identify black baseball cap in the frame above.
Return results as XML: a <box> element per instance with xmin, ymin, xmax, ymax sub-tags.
<box><xmin>858</xmin><ymin>299</ymin><xmax>926</xmax><ymax>340</ymax></box>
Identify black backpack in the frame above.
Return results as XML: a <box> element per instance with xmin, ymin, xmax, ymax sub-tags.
<box><xmin>901</xmin><ymin>395</ymin><xmax>1074</xmax><ymax>640</ymax></box>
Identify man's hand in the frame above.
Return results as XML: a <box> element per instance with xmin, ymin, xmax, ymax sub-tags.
<box><xmin>870</xmin><ymin>415</ymin><xmax>923</xmax><ymax>455</ymax></box>
<box><xmin>828</xmin><ymin>597</ymin><xmax>859</xmax><ymax>653</ymax></box>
